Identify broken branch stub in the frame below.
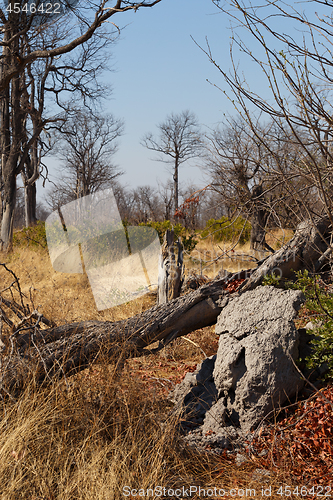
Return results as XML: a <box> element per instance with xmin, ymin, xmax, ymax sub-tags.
<box><xmin>158</xmin><ymin>229</ymin><xmax>184</xmax><ymax>304</ymax></box>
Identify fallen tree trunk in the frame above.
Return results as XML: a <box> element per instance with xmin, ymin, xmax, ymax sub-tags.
<box><xmin>241</xmin><ymin>216</ymin><xmax>332</xmax><ymax>291</ymax></box>
<box><xmin>1</xmin><ymin>216</ymin><xmax>331</xmax><ymax>394</ymax></box>
<box><xmin>2</xmin><ymin>271</ymin><xmax>251</xmax><ymax>392</ymax></box>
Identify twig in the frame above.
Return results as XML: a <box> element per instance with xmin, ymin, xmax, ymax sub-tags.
<box><xmin>289</xmin><ymin>356</ymin><xmax>333</xmax><ymax>410</ymax></box>
<box><xmin>313</xmin><ymin>275</ymin><xmax>333</xmax><ymax>320</ymax></box>
<box><xmin>181</xmin><ymin>336</ymin><xmax>208</xmax><ymax>358</ymax></box>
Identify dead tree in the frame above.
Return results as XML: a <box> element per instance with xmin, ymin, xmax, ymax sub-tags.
<box><xmin>202</xmin><ymin>0</ymin><xmax>333</xmax><ymax>236</ymax></box>
<box><xmin>250</xmin><ymin>184</ymin><xmax>274</xmax><ymax>252</ymax></box>
<box><xmin>141</xmin><ymin>111</ymin><xmax>203</xmax><ymax>217</ymax></box>
<box><xmin>0</xmin><ymin>0</ymin><xmax>161</xmax><ymax>251</ymax></box>
<box><xmin>158</xmin><ymin>229</ymin><xmax>184</xmax><ymax>304</ymax></box>
<box><xmin>1</xmin><ymin>271</ymin><xmax>238</xmax><ymax>393</ymax></box>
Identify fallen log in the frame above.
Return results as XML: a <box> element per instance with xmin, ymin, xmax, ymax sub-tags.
<box><xmin>2</xmin><ymin>271</ymin><xmax>250</xmax><ymax>392</ymax></box>
<box><xmin>241</xmin><ymin>216</ymin><xmax>332</xmax><ymax>291</ymax></box>
<box><xmin>1</xmin><ymin>216</ymin><xmax>331</xmax><ymax>394</ymax></box>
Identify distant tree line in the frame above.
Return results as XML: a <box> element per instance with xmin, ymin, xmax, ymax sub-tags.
<box><xmin>12</xmin><ymin>105</ymin><xmax>323</xmax><ymax>251</ymax></box>
<box><xmin>37</xmin><ymin>106</ymin><xmax>322</xmax><ymax>252</ymax></box>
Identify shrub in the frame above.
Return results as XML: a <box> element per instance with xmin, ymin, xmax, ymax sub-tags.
<box><xmin>265</xmin><ymin>269</ymin><xmax>333</xmax><ymax>379</ymax></box>
<box><xmin>262</xmin><ymin>272</ymin><xmax>284</xmax><ymax>288</ymax></box>
<box><xmin>139</xmin><ymin>220</ymin><xmax>198</xmax><ymax>252</ymax></box>
<box><xmin>285</xmin><ymin>270</ymin><xmax>333</xmax><ymax>379</ymax></box>
<box><xmin>13</xmin><ymin>220</ymin><xmax>47</xmax><ymax>249</ymax></box>
<box><xmin>201</xmin><ymin>216</ymin><xmax>251</xmax><ymax>245</ymax></box>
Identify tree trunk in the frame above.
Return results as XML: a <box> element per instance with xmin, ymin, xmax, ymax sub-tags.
<box><xmin>24</xmin><ymin>182</ymin><xmax>37</xmax><ymax>227</ymax></box>
<box><xmin>158</xmin><ymin>229</ymin><xmax>184</xmax><ymax>304</ymax></box>
<box><xmin>1</xmin><ymin>272</ymin><xmax>240</xmax><ymax>392</ymax></box>
<box><xmin>250</xmin><ymin>184</ymin><xmax>273</xmax><ymax>252</ymax></box>
<box><xmin>173</xmin><ymin>155</ymin><xmax>179</xmax><ymax>218</ymax></box>
<box><xmin>0</xmin><ymin>164</ymin><xmax>17</xmax><ymax>252</ymax></box>
<box><xmin>22</xmin><ymin>144</ymin><xmax>39</xmax><ymax>227</ymax></box>
<box><xmin>0</xmin><ymin>29</ymin><xmax>24</xmax><ymax>251</ymax></box>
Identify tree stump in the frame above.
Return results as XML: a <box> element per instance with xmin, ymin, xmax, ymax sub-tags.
<box><xmin>158</xmin><ymin>229</ymin><xmax>184</xmax><ymax>304</ymax></box>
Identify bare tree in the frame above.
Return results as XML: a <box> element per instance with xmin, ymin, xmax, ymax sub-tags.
<box><xmin>14</xmin><ymin>186</ymin><xmax>49</xmax><ymax>228</ymax></box>
<box><xmin>141</xmin><ymin>110</ymin><xmax>203</xmax><ymax>217</ymax></box>
<box><xmin>157</xmin><ymin>180</ymin><xmax>174</xmax><ymax>221</ymax></box>
<box><xmin>131</xmin><ymin>185</ymin><xmax>162</xmax><ymax>223</ymax></box>
<box><xmin>205</xmin><ymin>118</ymin><xmax>274</xmax><ymax>250</ymax></box>
<box><xmin>205</xmin><ymin>113</ymin><xmax>321</xmax><ymax>250</ymax></box>
<box><xmin>47</xmin><ymin>109</ymin><xmax>124</xmax><ymax>209</ymax></box>
<box><xmin>197</xmin><ymin>0</ymin><xmax>333</xmax><ymax>245</ymax></box>
<box><xmin>18</xmin><ymin>48</ymin><xmax>60</xmax><ymax>228</ymax></box>
<box><xmin>0</xmin><ymin>0</ymin><xmax>162</xmax><ymax>251</ymax></box>
<box><xmin>110</xmin><ymin>180</ymin><xmax>134</xmax><ymax>222</ymax></box>
<box><xmin>175</xmin><ymin>183</ymin><xmax>203</xmax><ymax>230</ymax></box>
<box><xmin>200</xmin><ymin>188</ymin><xmax>226</xmax><ymax>221</ymax></box>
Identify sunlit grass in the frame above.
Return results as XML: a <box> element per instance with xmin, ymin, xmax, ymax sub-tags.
<box><xmin>0</xmin><ymin>226</ymin><xmax>328</xmax><ymax>498</ymax></box>
<box><xmin>185</xmin><ymin>228</ymin><xmax>294</xmax><ymax>278</ymax></box>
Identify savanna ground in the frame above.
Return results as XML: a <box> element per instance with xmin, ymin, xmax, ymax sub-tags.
<box><xmin>0</xmin><ymin>225</ymin><xmax>331</xmax><ymax>499</ymax></box>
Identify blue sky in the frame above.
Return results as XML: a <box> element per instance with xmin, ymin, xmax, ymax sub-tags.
<box><xmin>107</xmin><ymin>0</ymin><xmax>255</xmax><ymax>190</ymax></box>
<box><xmin>41</xmin><ymin>0</ymin><xmax>289</xmax><ymax>202</ymax></box>
<box><xmin>107</xmin><ymin>0</ymin><xmax>229</xmax><ymax>190</ymax></box>
<box><xmin>42</xmin><ymin>0</ymin><xmax>267</xmax><ymax>199</ymax></box>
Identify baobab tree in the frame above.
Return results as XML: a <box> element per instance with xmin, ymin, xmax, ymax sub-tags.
<box><xmin>141</xmin><ymin>110</ymin><xmax>203</xmax><ymax>217</ymax></box>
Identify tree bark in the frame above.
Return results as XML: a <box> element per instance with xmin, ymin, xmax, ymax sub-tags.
<box><xmin>250</xmin><ymin>184</ymin><xmax>274</xmax><ymax>252</ymax></box>
<box><xmin>158</xmin><ymin>229</ymin><xmax>184</xmax><ymax>304</ymax></box>
<box><xmin>24</xmin><ymin>182</ymin><xmax>37</xmax><ymax>227</ymax></box>
<box><xmin>173</xmin><ymin>155</ymin><xmax>179</xmax><ymax>218</ymax></box>
<box><xmin>1</xmin><ymin>273</ymin><xmax>238</xmax><ymax>392</ymax></box>
<box><xmin>0</xmin><ymin>23</ymin><xmax>24</xmax><ymax>250</ymax></box>
<box><xmin>0</xmin><ymin>29</ymin><xmax>17</xmax><ymax>251</ymax></box>
<box><xmin>1</xmin><ymin>159</ymin><xmax>17</xmax><ymax>251</ymax></box>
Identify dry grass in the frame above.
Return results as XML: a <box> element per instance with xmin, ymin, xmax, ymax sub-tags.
<box><xmin>0</xmin><ymin>368</ymin><xmax>206</xmax><ymax>499</ymax></box>
<box><xmin>0</xmin><ymin>346</ymin><xmax>292</xmax><ymax>499</ymax></box>
<box><xmin>185</xmin><ymin>228</ymin><xmax>294</xmax><ymax>278</ymax></box>
<box><xmin>0</xmin><ymin>363</ymin><xmax>329</xmax><ymax>499</ymax></box>
<box><xmin>0</xmin><ymin>232</ymin><xmax>330</xmax><ymax>498</ymax></box>
<box><xmin>0</xmin><ymin>246</ymin><xmax>156</xmax><ymax>325</ymax></box>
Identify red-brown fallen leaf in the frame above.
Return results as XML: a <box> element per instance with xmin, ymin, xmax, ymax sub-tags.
<box><xmin>247</xmin><ymin>384</ymin><xmax>333</xmax><ymax>485</ymax></box>
<box><xmin>223</xmin><ymin>278</ymin><xmax>245</xmax><ymax>293</ymax></box>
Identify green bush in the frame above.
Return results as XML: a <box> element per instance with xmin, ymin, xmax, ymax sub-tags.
<box><xmin>13</xmin><ymin>219</ymin><xmax>199</xmax><ymax>258</ymax></box>
<box><xmin>13</xmin><ymin>221</ymin><xmax>47</xmax><ymax>249</ymax></box>
<box><xmin>201</xmin><ymin>216</ymin><xmax>251</xmax><ymax>245</ymax></box>
<box><xmin>265</xmin><ymin>269</ymin><xmax>333</xmax><ymax>379</ymax></box>
<box><xmin>285</xmin><ymin>270</ymin><xmax>333</xmax><ymax>379</ymax></box>
<box><xmin>262</xmin><ymin>272</ymin><xmax>284</xmax><ymax>288</ymax></box>
<box><xmin>139</xmin><ymin>221</ymin><xmax>198</xmax><ymax>252</ymax></box>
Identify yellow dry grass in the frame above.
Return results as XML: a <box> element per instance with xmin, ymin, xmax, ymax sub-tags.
<box><xmin>185</xmin><ymin>228</ymin><xmax>294</xmax><ymax>278</ymax></box>
<box><xmin>0</xmin><ymin>246</ymin><xmax>156</xmax><ymax>325</ymax></box>
<box><xmin>0</xmin><ymin>368</ymin><xmax>284</xmax><ymax>500</ymax></box>
<box><xmin>0</xmin><ymin>230</ymin><xmax>313</xmax><ymax>498</ymax></box>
